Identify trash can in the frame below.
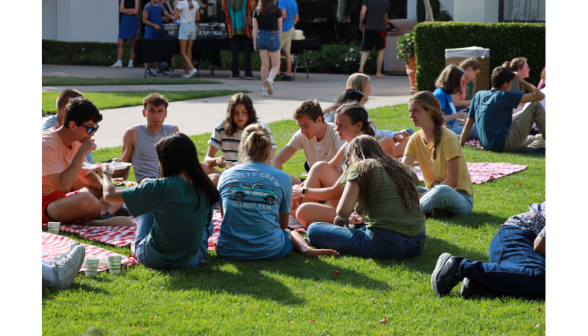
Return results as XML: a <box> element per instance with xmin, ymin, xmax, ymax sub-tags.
<box><xmin>383</xmin><ymin>19</ymin><xmax>418</xmax><ymax>75</ymax></box>
<box><xmin>445</xmin><ymin>47</ymin><xmax>490</xmax><ymax>99</ymax></box>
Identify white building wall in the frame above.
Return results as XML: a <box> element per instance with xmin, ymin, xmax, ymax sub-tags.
<box><xmin>408</xmin><ymin>0</ymin><xmax>498</xmax><ymax>23</ymax></box>
<box><xmin>44</xmin><ymin>0</ymin><xmax>119</xmax><ymax>43</ymax></box>
<box><xmin>42</xmin><ymin>0</ymin><xmax>58</xmax><ymax>40</ymax></box>
<box><xmin>407</xmin><ymin>0</ymin><xmax>455</xmax><ymax>20</ymax></box>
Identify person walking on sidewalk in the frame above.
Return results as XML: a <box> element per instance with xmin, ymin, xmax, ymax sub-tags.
<box><xmin>274</xmin><ymin>0</ymin><xmax>299</xmax><ymax>81</ymax></box>
<box><xmin>253</xmin><ymin>0</ymin><xmax>283</xmax><ymax>97</ymax></box>
<box><xmin>358</xmin><ymin>0</ymin><xmax>390</xmax><ymax>78</ymax></box>
<box><xmin>223</xmin><ymin>0</ymin><xmax>257</xmax><ymax>80</ymax></box>
<box><xmin>111</xmin><ymin>0</ymin><xmax>140</xmax><ymax>68</ymax></box>
<box><xmin>174</xmin><ymin>0</ymin><xmax>200</xmax><ymax>78</ymax></box>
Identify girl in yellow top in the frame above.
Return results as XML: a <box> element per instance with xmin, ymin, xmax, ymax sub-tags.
<box><xmin>402</xmin><ymin>91</ymin><xmax>474</xmax><ymax>218</ymax></box>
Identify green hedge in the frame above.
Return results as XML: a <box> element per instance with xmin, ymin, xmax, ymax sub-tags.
<box><xmin>413</xmin><ymin>22</ymin><xmax>545</xmax><ymax>92</ymax></box>
<box><xmin>42</xmin><ymin>39</ymin><xmax>378</xmax><ymax>75</ymax></box>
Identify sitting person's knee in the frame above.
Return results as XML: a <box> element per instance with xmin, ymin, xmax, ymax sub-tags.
<box><xmin>309</xmin><ymin>161</ymin><xmax>331</xmax><ymax>173</ymax></box>
<box><xmin>77</xmin><ymin>193</ymin><xmax>101</xmax><ymax>216</ymax></box>
<box><xmin>296</xmin><ymin>203</ymin><xmax>315</xmax><ymax>227</ymax></box>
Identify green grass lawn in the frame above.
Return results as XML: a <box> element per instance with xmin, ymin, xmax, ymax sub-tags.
<box><xmin>42</xmin><ymin>90</ymin><xmax>243</xmax><ymax>115</ymax></box>
<box><xmin>42</xmin><ymin>76</ymin><xmax>221</xmax><ymax>86</ymax></box>
<box><xmin>42</xmin><ymin>104</ymin><xmax>546</xmax><ymax>335</ymax></box>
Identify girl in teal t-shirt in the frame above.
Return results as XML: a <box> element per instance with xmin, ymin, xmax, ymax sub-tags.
<box><xmin>216</xmin><ymin>123</ymin><xmax>340</xmax><ymax>260</ymax></box>
<box><xmin>99</xmin><ymin>132</ymin><xmax>220</xmax><ymax>270</ymax></box>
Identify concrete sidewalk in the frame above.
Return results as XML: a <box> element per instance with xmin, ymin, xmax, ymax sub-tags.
<box><xmin>42</xmin><ymin>65</ymin><xmax>413</xmax><ymax>149</ymax></box>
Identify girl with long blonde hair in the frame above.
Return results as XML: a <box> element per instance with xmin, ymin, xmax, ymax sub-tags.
<box><xmin>402</xmin><ymin>91</ymin><xmax>474</xmax><ymax>218</ymax></box>
<box><xmin>306</xmin><ymin>135</ymin><xmax>426</xmax><ymax>259</ymax></box>
<box><xmin>215</xmin><ymin>124</ymin><xmax>340</xmax><ymax>260</ymax></box>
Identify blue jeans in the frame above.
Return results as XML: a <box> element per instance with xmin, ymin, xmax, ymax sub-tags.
<box><xmin>257</xmin><ymin>30</ymin><xmax>280</xmax><ymax>52</ymax></box>
<box><xmin>459</xmin><ymin>226</ymin><xmax>545</xmax><ymax>297</ymax></box>
<box><xmin>417</xmin><ymin>183</ymin><xmax>473</xmax><ymax>215</ymax></box>
<box><xmin>307</xmin><ymin>223</ymin><xmax>426</xmax><ymax>259</ymax></box>
<box><xmin>135</xmin><ymin>212</ymin><xmax>209</xmax><ymax>270</ymax></box>
<box><xmin>446</xmin><ymin>122</ymin><xmax>463</xmax><ymax>136</ymax></box>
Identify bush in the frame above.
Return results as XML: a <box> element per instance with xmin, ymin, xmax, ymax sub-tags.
<box><xmin>413</xmin><ymin>22</ymin><xmax>545</xmax><ymax>92</ymax></box>
<box><xmin>42</xmin><ymin>40</ymin><xmax>126</xmax><ymax>66</ymax></box>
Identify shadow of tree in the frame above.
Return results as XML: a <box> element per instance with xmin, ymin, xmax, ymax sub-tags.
<box><xmin>431</xmin><ymin>211</ymin><xmax>508</xmax><ymax>229</ymax></box>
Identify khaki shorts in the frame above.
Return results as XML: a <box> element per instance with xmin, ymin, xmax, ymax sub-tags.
<box><xmin>280</xmin><ymin>27</ymin><xmax>295</xmax><ymax>52</ymax></box>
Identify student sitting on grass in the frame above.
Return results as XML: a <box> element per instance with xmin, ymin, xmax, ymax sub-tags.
<box><xmin>42</xmin><ymin>98</ymin><xmax>132</xmax><ymax>226</ymax></box>
<box><xmin>292</xmin><ymin>103</ymin><xmax>410</xmax><ymax>228</ymax></box>
<box><xmin>121</xmin><ymin>93</ymin><xmax>178</xmax><ymax>185</ymax></box>
<box><xmin>202</xmin><ymin>93</ymin><xmax>277</xmax><ymax>183</ymax></box>
<box><xmin>452</xmin><ymin>58</ymin><xmax>481</xmax><ymax>111</ymax></box>
<box><xmin>433</xmin><ymin>64</ymin><xmax>469</xmax><ymax>136</ymax></box>
<box><xmin>100</xmin><ymin>132</ymin><xmax>219</xmax><ymax>270</ymax></box>
<box><xmin>459</xmin><ymin>67</ymin><xmax>545</xmax><ymax>153</ymax></box>
<box><xmin>503</xmin><ymin>57</ymin><xmax>531</xmax><ymax>96</ymax></box>
<box><xmin>271</xmin><ymin>99</ymin><xmax>346</xmax><ymax>184</ymax></box>
<box><xmin>322</xmin><ymin>89</ymin><xmax>366</xmax><ymax>123</ymax></box>
<box><xmin>216</xmin><ymin>123</ymin><xmax>340</xmax><ymax>260</ymax></box>
<box><xmin>306</xmin><ymin>135</ymin><xmax>426</xmax><ymax>259</ymax></box>
<box><xmin>346</xmin><ymin>73</ymin><xmax>408</xmax><ymax>158</ymax></box>
<box><xmin>402</xmin><ymin>91</ymin><xmax>474</xmax><ymax>219</ymax></box>
<box><xmin>431</xmin><ymin>202</ymin><xmax>545</xmax><ymax>299</ymax></box>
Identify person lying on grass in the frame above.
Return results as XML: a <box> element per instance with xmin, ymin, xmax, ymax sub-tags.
<box><xmin>42</xmin><ymin>97</ymin><xmax>132</xmax><ymax>226</ymax></box>
<box><xmin>401</xmin><ymin>91</ymin><xmax>475</xmax><ymax>219</ymax></box>
<box><xmin>270</xmin><ymin>99</ymin><xmax>346</xmax><ymax>185</ymax></box>
<box><xmin>432</xmin><ymin>202</ymin><xmax>545</xmax><ymax>299</ymax></box>
<box><xmin>346</xmin><ymin>73</ymin><xmax>409</xmax><ymax>158</ymax></box>
<box><xmin>216</xmin><ymin>123</ymin><xmax>340</xmax><ymax>260</ymax></box>
<box><xmin>201</xmin><ymin>93</ymin><xmax>277</xmax><ymax>185</ymax></box>
<box><xmin>306</xmin><ymin>135</ymin><xmax>426</xmax><ymax>259</ymax></box>
<box><xmin>100</xmin><ymin>132</ymin><xmax>219</xmax><ymax>270</ymax></box>
<box><xmin>292</xmin><ymin>103</ymin><xmax>410</xmax><ymax>228</ymax></box>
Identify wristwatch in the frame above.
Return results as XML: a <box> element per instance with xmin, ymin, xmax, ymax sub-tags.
<box><xmin>301</xmin><ymin>187</ymin><xmax>308</xmax><ymax>197</ymax></box>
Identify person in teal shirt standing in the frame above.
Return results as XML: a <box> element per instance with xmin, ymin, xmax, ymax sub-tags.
<box><xmin>99</xmin><ymin>132</ymin><xmax>220</xmax><ymax>270</ymax></box>
<box><xmin>223</xmin><ymin>0</ymin><xmax>256</xmax><ymax>80</ymax></box>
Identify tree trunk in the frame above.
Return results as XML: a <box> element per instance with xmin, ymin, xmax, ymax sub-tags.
<box><xmin>424</xmin><ymin>0</ymin><xmax>434</xmax><ymax>21</ymax></box>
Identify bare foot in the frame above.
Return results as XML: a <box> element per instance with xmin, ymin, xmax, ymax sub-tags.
<box><xmin>376</xmin><ymin>74</ymin><xmax>387</xmax><ymax>78</ymax></box>
<box><xmin>302</xmin><ymin>249</ymin><xmax>341</xmax><ymax>258</ymax></box>
<box><xmin>304</xmin><ymin>237</ymin><xmax>310</xmax><ymax>245</ymax></box>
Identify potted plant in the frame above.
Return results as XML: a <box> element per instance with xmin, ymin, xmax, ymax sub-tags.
<box><xmin>397</xmin><ymin>31</ymin><xmax>418</xmax><ymax>94</ymax></box>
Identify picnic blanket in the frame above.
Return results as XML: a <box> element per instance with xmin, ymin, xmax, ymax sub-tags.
<box><xmin>42</xmin><ymin>232</ymin><xmax>138</xmax><ymax>272</ymax></box>
<box><xmin>465</xmin><ymin>139</ymin><xmax>484</xmax><ymax>149</ymax></box>
<box><xmin>43</xmin><ymin>209</ymin><xmax>225</xmax><ymax>251</ymax></box>
<box><xmin>411</xmin><ymin>162</ymin><xmax>527</xmax><ymax>185</ymax></box>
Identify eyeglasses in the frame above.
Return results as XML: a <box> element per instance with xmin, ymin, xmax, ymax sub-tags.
<box><xmin>76</xmin><ymin>123</ymin><xmax>99</xmax><ymax>134</ymax></box>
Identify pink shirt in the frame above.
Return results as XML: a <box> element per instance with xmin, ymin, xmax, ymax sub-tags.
<box><xmin>460</xmin><ymin>77</ymin><xmax>467</xmax><ymax>100</ymax></box>
<box><xmin>42</xmin><ymin>129</ymin><xmax>90</xmax><ymax>195</ymax></box>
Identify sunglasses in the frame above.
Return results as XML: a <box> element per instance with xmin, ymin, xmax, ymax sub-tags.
<box><xmin>77</xmin><ymin>123</ymin><xmax>99</xmax><ymax>134</ymax></box>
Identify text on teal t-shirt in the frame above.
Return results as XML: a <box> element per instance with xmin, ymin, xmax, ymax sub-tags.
<box><xmin>122</xmin><ymin>175</ymin><xmax>213</xmax><ymax>261</ymax></box>
<box><xmin>216</xmin><ymin>160</ymin><xmax>292</xmax><ymax>260</ymax></box>
<box><xmin>468</xmin><ymin>89</ymin><xmax>523</xmax><ymax>151</ymax></box>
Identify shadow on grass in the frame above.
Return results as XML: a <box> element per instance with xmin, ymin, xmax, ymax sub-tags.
<box><xmin>42</xmin><ymin>282</ymin><xmax>111</xmax><ymax>302</ymax></box>
<box><xmin>433</xmin><ymin>211</ymin><xmax>508</xmax><ymax>229</ymax></box>
<box><xmin>371</xmin><ymin>236</ymin><xmax>491</xmax><ymax>274</ymax></box>
<box><xmin>164</xmin><ymin>254</ymin><xmax>392</xmax><ymax>305</ymax></box>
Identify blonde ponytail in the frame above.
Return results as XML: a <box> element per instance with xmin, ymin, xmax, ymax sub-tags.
<box><xmin>239</xmin><ymin>123</ymin><xmax>272</xmax><ymax>163</ymax></box>
<box><xmin>188</xmin><ymin>0</ymin><xmax>194</xmax><ymax>10</ymax></box>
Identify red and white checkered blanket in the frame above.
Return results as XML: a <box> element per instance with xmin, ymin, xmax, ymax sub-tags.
<box><xmin>465</xmin><ymin>139</ymin><xmax>484</xmax><ymax>149</ymax></box>
<box><xmin>43</xmin><ymin>209</ymin><xmax>224</xmax><ymax>251</ymax></box>
<box><xmin>42</xmin><ymin>232</ymin><xmax>138</xmax><ymax>272</ymax></box>
<box><xmin>411</xmin><ymin>162</ymin><xmax>527</xmax><ymax>185</ymax></box>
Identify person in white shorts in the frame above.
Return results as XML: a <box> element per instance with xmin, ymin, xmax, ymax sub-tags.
<box><xmin>175</xmin><ymin>0</ymin><xmax>200</xmax><ymax>78</ymax></box>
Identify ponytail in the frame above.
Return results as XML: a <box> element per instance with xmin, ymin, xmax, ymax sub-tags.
<box><xmin>188</xmin><ymin>0</ymin><xmax>194</xmax><ymax>10</ymax></box>
<box><xmin>239</xmin><ymin>123</ymin><xmax>273</xmax><ymax>163</ymax></box>
<box><xmin>408</xmin><ymin>91</ymin><xmax>445</xmax><ymax>160</ymax></box>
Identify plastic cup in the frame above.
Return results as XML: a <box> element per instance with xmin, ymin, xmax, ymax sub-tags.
<box><xmin>47</xmin><ymin>222</ymin><xmax>61</xmax><ymax>234</ymax></box>
<box><xmin>108</xmin><ymin>255</ymin><xmax>122</xmax><ymax>275</ymax></box>
<box><xmin>85</xmin><ymin>256</ymin><xmax>99</xmax><ymax>277</ymax></box>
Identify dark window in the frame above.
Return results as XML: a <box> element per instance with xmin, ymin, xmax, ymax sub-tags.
<box><xmin>499</xmin><ymin>0</ymin><xmax>545</xmax><ymax>23</ymax></box>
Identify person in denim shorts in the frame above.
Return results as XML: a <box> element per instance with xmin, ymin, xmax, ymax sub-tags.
<box><xmin>175</xmin><ymin>0</ymin><xmax>200</xmax><ymax>78</ymax></box>
<box><xmin>98</xmin><ymin>133</ymin><xmax>220</xmax><ymax>270</ymax></box>
<box><xmin>253</xmin><ymin>0</ymin><xmax>283</xmax><ymax>97</ymax></box>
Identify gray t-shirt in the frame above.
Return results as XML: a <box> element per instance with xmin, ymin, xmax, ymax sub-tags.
<box><xmin>363</xmin><ymin>0</ymin><xmax>390</xmax><ymax>31</ymax></box>
<box><xmin>131</xmin><ymin>124</ymin><xmax>176</xmax><ymax>183</ymax></box>
<box><xmin>143</xmin><ymin>3</ymin><xmax>167</xmax><ymax>17</ymax></box>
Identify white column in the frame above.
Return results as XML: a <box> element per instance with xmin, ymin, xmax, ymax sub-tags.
<box><xmin>454</xmin><ymin>0</ymin><xmax>498</xmax><ymax>23</ymax></box>
<box><xmin>407</xmin><ymin>0</ymin><xmax>418</xmax><ymax>20</ymax></box>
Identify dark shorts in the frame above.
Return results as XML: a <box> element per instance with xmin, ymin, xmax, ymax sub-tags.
<box><xmin>362</xmin><ymin>29</ymin><xmax>386</xmax><ymax>51</ymax></box>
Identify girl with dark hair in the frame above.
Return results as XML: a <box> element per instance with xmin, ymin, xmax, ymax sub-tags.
<box><xmin>216</xmin><ymin>124</ymin><xmax>340</xmax><ymax>260</ymax></box>
<box><xmin>306</xmin><ymin>135</ymin><xmax>426</xmax><ymax>259</ymax></box>
<box><xmin>292</xmin><ymin>103</ymin><xmax>390</xmax><ymax>228</ymax></box>
<box><xmin>99</xmin><ymin>132</ymin><xmax>220</xmax><ymax>270</ymax></box>
<box><xmin>433</xmin><ymin>64</ymin><xmax>469</xmax><ymax>135</ymax></box>
<box><xmin>402</xmin><ymin>91</ymin><xmax>474</xmax><ymax>219</ymax></box>
<box><xmin>203</xmin><ymin>93</ymin><xmax>277</xmax><ymax>172</ymax></box>
<box><xmin>322</xmin><ymin>89</ymin><xmax>366</xmax><ymax>123</ymax></box>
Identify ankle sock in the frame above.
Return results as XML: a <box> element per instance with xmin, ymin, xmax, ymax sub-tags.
<box><xmin>116</xmin><ymin>60</ymin><xmax>122</xmax><ymax>64</ymax></box>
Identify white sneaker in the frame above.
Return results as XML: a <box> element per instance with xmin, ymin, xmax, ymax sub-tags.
<box><xmin>54</xmin><ymin>242</ymin><xmax>80</xmax><ymax>265</ymax></box>
<box><xmin>52</xmin><ymin>245</ymin><xmax>85</xmax><ymax>290</ymax></box>
<box><xmin>188</xmin><ymin>68</ymin><xmax>198</xmax><ymax>78</ymax></box>
<box><xmin>110</xmin><ymin>62</ymin><xmax>122</xmax><ymax>68</ymax></box>
<box><xmin>181</xmin><ymin>74</ymin><xmax>190</xmax><ymax>79</ymax></box>
<box><xmin>265</xmin><ymin>78</ymin><xmax>273</xmax><ymax>96</ymax></box>
<box><xmin>262</xmin><ymin>91</ymin><xmax>269</xmax><ymax>97</ymax></box>
<box><xmin>128</xmin><ymin>60</ymin><xmax>134</xmax><ymax>68</ymax></box>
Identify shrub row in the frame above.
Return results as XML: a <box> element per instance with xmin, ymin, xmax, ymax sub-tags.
<box><xmin>42</xmin><ymin>39</ymin><xmax>378</xmax><ymax>75</ymax></box>
<box><xmin>413</xmin><ymin>22</ymin><xmax>545</xmax><ymax>92</ymax></box>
